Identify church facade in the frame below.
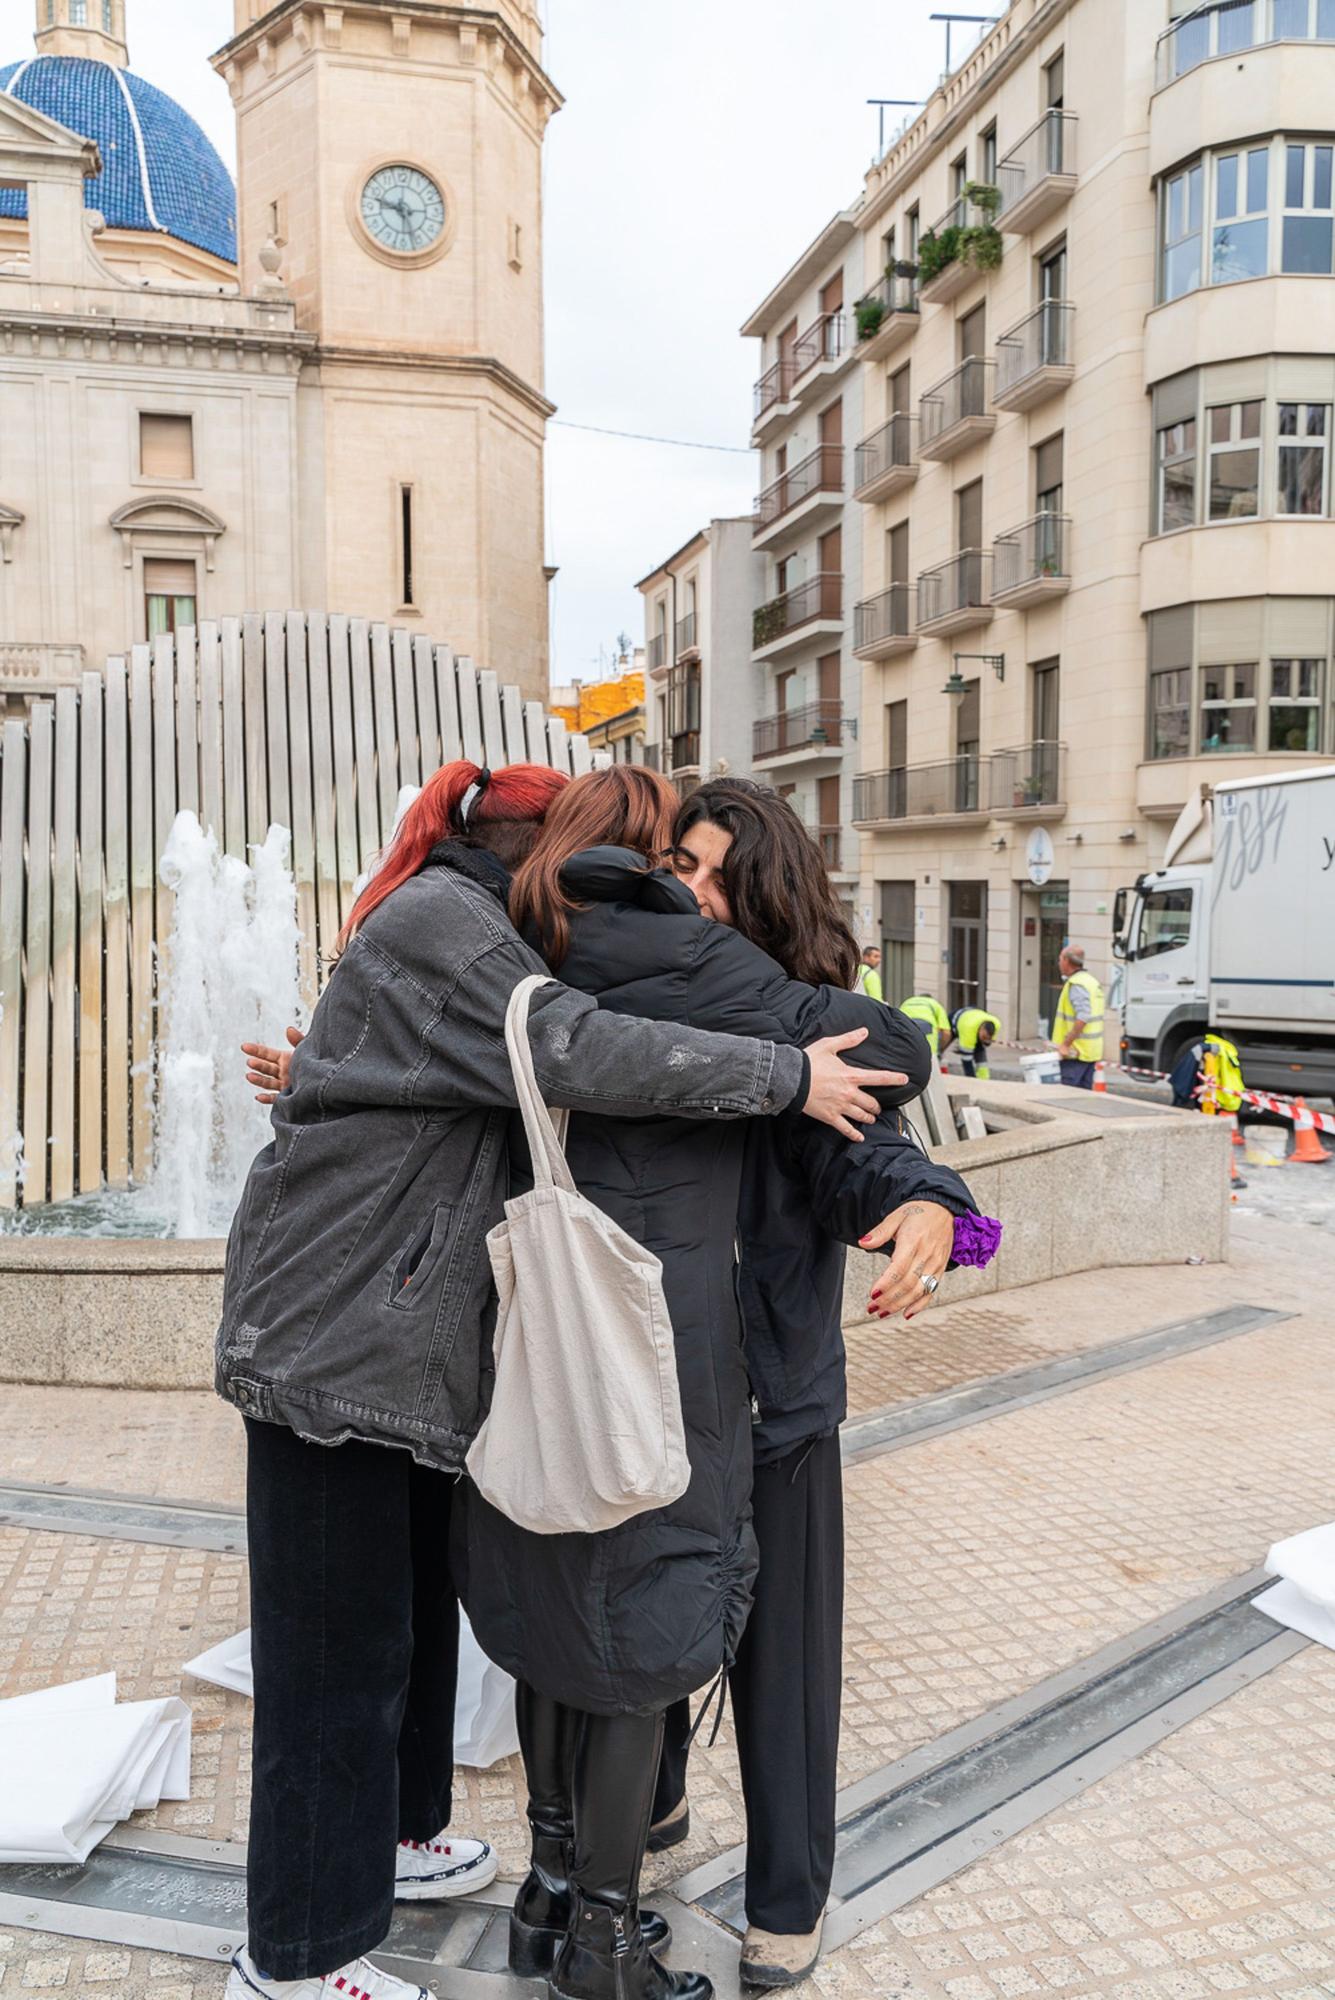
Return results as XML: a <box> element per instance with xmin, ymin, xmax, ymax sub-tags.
<box><xmin>0</xmin><ymin>0</ymin><xmax>559</xmax><ymax>706</ymax></box>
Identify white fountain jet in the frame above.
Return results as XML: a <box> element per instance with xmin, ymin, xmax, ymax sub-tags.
<box><xmin>155</xmin><ymin>812</ymin><xmax>304</xmax><ymax>1239</ymax></box>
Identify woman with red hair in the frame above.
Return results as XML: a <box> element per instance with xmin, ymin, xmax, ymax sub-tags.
<box><xmin>221</xmin><ymin>761</ymin><xmax>897</xmax><ymax>2000</ymax></box>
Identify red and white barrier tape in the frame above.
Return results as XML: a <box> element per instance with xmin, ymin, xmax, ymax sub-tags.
<box><xmin>1239</xmin><ymin>1088</ymin><xmax>1335</xmax><ymax>1136</ymax></box>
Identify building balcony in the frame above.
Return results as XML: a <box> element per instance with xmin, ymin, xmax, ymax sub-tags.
<box><xmin>853</xmin><ymin>741</ymin><xmax>1066</xmax><ymax>827</ymax></box>
<box><xmin>752</xmin><ymin>356</ymin><xmax>796</xmax><ymax>441</ymax></box>
<box><xmin>753</xmin><ymin>700</ymin><xmax>845</xmax><ymax>766</ymax></box>
<box><xmin>0</xmin><ymin>640</ymin><xmax>85</xmax><ymax>690</ymax></box>
<box><xmin>916</xmin><ymin>550</ymin><xmax>992</xmax><ymax>636</ymax></box>
<box><xmin>753</xmin><ymin>443</ymin><xmax>844</xmax><ymax>551</ymax></box>
<box><xmin>852</xmin><ymin>270</ymin><xmax>920</xmax><ymax>361</ymax></box>
<box><xmin>790</xmin><ymin>310</ymin><xmax>854</xmax><ymax>397</ymax></box>
<box><xmin>1154</xmin><ymin>0</ymin><xmax>1335</xmax><ymax>90</ymax></box>
<box><xmin>646</xmin><ymin>631</ymin><xmax>668</xmax><ymax>673</ymax></box>
<box><xmin>668</xmin><ymin>732</ymin><xmax>700</xmax><ymax>778</ymax></box>
<box><xmin>752</xmin><ymin>572</ymin><xmax>843</xmax><ymax>661</ymax></box>
<box><xmin>995</xmin><ymin>110</ymin><xmax>1078</xmax><ymax>234</ymax></box>
<box><xmin>852</xmin><ymin>413</ymin><xmax>918</xmax><ymax>503</ymax></box>
<box><xmin>991</xmin><ymin>514</ymin><xmax>1071</xmax><ymax>607</ymax></box>
<box><xmin>853</xmin><ymin>583</ymin><xmax>917</xmax><ymax>660</ymax></box>
<box><xmin>641</xmin><ymin>740</ymin><xmax>663</xmax><ymax>772</ymax></box>
<box><xmin>918</xmin><ymin>356</ymin><xmax>995</xmax><ymax>460</ymax></box>
<box><xmin>675</xmin><ymin>612</ymin><xmax>698</xmax><ymax>659</ymax></box>
<box><xmin>987</xmin><ymin>740</ymin><xmax>1067</xmax><ymax>815</ymax></box>
<box><xmin>917</xmin><ymin>192</ymin><xmax>1004</xmax><ymax>305</ymax></box>
<box><xmin>993</xmin><ymin>301</ymin><xmax>1074</xmax><ymax>412</ymax></box>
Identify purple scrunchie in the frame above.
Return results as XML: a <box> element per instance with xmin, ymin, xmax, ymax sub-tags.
<box><xmin>953</xmin><ymin>1213</ymin><xmax>1003</xmax><ymax>1268</ymax></box>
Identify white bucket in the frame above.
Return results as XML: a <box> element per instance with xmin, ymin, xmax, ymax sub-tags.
<box><xmin>1020</xmin><ymin>1050</ymin><xmax>1061</xmax><ymax>1088</ymax></box>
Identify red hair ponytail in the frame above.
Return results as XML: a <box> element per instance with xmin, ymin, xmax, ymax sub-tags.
<box><xmin>340</xmin><ymin>760</ymin><xmax>568</xmax><ymax>945</ymax></box>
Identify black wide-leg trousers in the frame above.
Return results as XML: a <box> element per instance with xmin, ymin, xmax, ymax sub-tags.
<box><xmin>654</xmin><ymin>1431</ymin><xmax>844</xmax><ymax>1935</ymax></box>
<box><xmin>243</xmin><ymin>1418</ymin><xmax>459</xmax><ymax>1979</ymax></box>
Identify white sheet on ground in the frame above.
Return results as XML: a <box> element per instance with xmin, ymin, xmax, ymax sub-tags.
<box><xmin>0</xmin><ymin>1673</ymin><xmax>192</xmax><ymax>1864</ymax></box>
<box><xmin>1255</xmin><ymin>1520</ymin><xmax>1335</xmax><ymax>1652</ymax></box>
<box><xmin>181</xmin><ymin>1615</ymin><xmax>519</xmax><ymax>1769</ymax></box>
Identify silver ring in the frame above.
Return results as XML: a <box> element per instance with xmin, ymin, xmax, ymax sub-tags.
<box><xmin>917</xmin><ymin>1272</ymin><xmax>939</xmax><ymax>1295</ymax></box>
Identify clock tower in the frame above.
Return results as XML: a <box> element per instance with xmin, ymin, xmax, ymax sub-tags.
<box><xmin>213</xmin><ymin>0</ymin><xmax>560</xmax><ymax>699</ymax></box>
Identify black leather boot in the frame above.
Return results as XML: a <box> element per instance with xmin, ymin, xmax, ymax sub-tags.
<box><xmin>549</xmin><ymin>1709</ymin><xmax>709</xmax><ymax>2000</ymax></box>
<box><xmin>552</xmin><ymin>1894</ymin><xmax>710</xmax><ymax>2000</ymax></box>
<box><xmin>511</xmin><ymin>1686</ymin><xmax>671</xmax><ymax>1978</ymax></box>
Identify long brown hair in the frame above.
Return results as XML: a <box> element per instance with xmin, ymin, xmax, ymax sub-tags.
<box><xmin>510</xmin><ymin>765</ymin><xmax>679</xmax><ymax>965</ymax></box>
<box><xmin>674</xmin><ymin>779</ymin><xmax>859</xmax><ymax>989</ymax></box>
<box><xmin>339</xmin><ymin>760</ymin><xmax>568</xmax><ymax>948</ymax></box>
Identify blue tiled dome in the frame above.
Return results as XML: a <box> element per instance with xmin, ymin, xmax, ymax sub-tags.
<box><xmin>0</xmin><ymin>54</ymin><xmax>236</xmax><ymax>264</ymax></box>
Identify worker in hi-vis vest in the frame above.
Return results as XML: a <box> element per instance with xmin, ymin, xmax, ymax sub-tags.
<box><xmin>951</xmin><ymin>1007</ymin><xmax>1001</xmax><ymax>1080</ymax></box>
<box><xmin>1052</xmin><ymin>945</ymin><xmax>1105</xmax><ymax>1089</ymax></box>
<box><xmin>901</xmin><ymin>994</ymin><xmax>953</xmax><ymax>1057</ymax></box>
<box><xmin>1171</xmin><ymin>1030</ymin><xmax>1244</xmax><ymax>1115</ymax></box>
<box><xmin>853</xmin><ymin>945</ymin><xmax>884</xmax><ymax>1001</ymax></box>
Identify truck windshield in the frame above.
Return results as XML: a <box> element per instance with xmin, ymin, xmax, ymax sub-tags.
<box><xmin>1136</xmin><ymin>886</ymin><xmax>1194</xmax><ymax>958</ymax></box>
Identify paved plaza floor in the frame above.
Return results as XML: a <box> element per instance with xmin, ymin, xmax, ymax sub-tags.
<box><xmin>2</xmin><ymin>1206</ymin><xmax>1333</xmax><ymax>2000</ymax></box>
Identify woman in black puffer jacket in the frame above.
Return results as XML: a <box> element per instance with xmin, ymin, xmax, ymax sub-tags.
<box><xmin>456</xmin><ymin>770</ymin><xmax>981</xmax><ymax>2000</ymax></box>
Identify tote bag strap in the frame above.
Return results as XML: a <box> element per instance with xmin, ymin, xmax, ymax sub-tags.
<box><xmin>504</xmin><ymin>975</ymin><xmax>577</xmax><ymax>1195</ymax></box>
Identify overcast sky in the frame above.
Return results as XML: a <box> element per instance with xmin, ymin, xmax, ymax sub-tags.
<box><xmin>52</xmin><ymin>0</ymin><xmax>958</xmax><ymax>687</ymax></box>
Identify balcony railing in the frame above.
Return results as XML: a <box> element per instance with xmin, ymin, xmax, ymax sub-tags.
<box><xmin>916</xmin><ymin>549</ymin><xmax>989</xmax><ymax>627</ymax></box>
<box><xmin>1155</xmin><ymin>0</ymin><xmax>1335</xmax><ymax>89</ymax></box>
<box><xmin>754</xmin><ymin>444</ymin><xmax>843</xmax><ymax>531</ymax></box>
<box><xmin>793</xmin><ymin>311</ymin><xmax>846</xmax><ymax>378</ymax></box>
<box><xmin>995</xmin><ymin>109</ymin><xmax>1078</xmax><ymax>220</ymax></box>
<box><xmin>675</xmin><ymin>612</ymin><xmax>698</xmax><ymax>656</ymax></box>
<box><xmin>987</xmin><ymin>740</ymin><xmax>1066</xmax><ymax>811</ymax></box>
<box><xmin>853</xmin><ymin>269</ymin><xmax>919</xmax><ymax>344</ymax></box>
<box><xmin>753</xmin><ymin>700</ymin><xmax>843</xmax><ymax>761</ymax></box>
<box><xmin>647</xmin><ymin>631</ymin><xmax>668</xmax><ymax>672</ymax></box>
<box><xmin>853</xmin><ymin>413</ymin><xmax>914</xmax><ymax>494</ymax></box>
<box><xmin>919</xmin><ymin>355</ymin><xmax>990</xmax><ymax>449</ymax></box>
<box><xmin>815</xmin><ymin>823</ymin><xmax>842</xmax><ymax>870</ymax></box>
<box><xmin>753</xmin><ymin>356</ymin><xmax>796</xmax><ymax>423</ymax></box>
<box><xmin>916</xmin><ymin>188</ymin><xmax>1004</xmax><ymax>294</ymax></box>
<box><xmin>854</xmin><ymin>742</ymin><xmax>1066</xmax><ymax>823</ymax></box>
<box><xmin>992</xmin><ymin>513</ymin><xmax>1070</xmax><ymax>596</ymax></box>
<box><xmin>995</xmin><ymin>300</ymin><xmax>1073</xmax><ymax>401</ymax></box>
<box><xmin>853</xmin><ymin>583</ymin><xmax>914</xmax><ymax>652</ymax></box>
<box><xmin>753</xmin><ymin>572</ymin><xmax>843</xmax><ymax>649</ymax></box>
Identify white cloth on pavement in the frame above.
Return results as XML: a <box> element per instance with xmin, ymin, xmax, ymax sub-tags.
<box><xmin>1255</xmin><ymin>1520</ymin><xmax>1335</xmax><ymax>1651</ymax></box>
<box><xmin>182</xmin><ymin>1613</ymin><xmax>519</xmax><ymax>1769</ymax></box>
<box><xmin>0</xmin><ymin>1673</ymin><xmax>192</xmax><ymax>1864</ymax></box>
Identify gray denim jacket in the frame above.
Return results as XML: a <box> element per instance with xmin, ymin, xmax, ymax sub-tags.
<box><xmin>217</xmin><ymin>846</ymin><xmax>806</xmax><ymax>1470</ymax></box>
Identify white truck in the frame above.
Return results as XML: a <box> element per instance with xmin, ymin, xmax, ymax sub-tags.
<box><xmin>1113</xmin><ymin>765</ymin><xmax>1335</xmax><ymax>1095</ymax></box>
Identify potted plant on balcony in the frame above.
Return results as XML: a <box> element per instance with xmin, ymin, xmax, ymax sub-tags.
<box><xmin>959</xmin><ymin>181</ymin><xmax>1003</xmax><ymax>272</ymax></box>
<box><xmin>856</xmin><ymin>295</ymin><xmax>885</xmax><ymax>341</ymax></box>
<box><xmin>1020</xmin><ymin>773</ymin><xmax>1046</xmax><ymax>805</ymax></box>
<box><xmin>916</xmin><ymin>226</ymin><xmax>959</xmax><ymax>284</ymax></box>
<box><xmin>753</xmin><ymin>599</ymin><xmax>787</xmax><ymax>648</ymax></box>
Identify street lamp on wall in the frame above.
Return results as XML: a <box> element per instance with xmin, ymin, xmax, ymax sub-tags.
<box><xmin>942</xmin><ymin>651</ymin><xmax>1005</xmax><ymax>696</ymax></box>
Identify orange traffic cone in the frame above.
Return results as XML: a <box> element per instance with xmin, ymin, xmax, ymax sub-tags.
<box><xmin>1290</xmin><ymin>1099</ymin><xmax>1332</xmax><ymax>1165</ymax></box>
<box><xmin>1093</xmin><ymin>1061</ymin><xmax>1107</xmax><ymax>1093</ymax></box>
<box><xmin>1230</xmin><ymin>1116</ymin><xmax>1245</xmax><ymax>1148</ymax></box>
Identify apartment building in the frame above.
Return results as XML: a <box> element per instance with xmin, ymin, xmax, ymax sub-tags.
<box><xmin>742</xmin><ymin>223</ymin><xmax>866</xmax><ymax>899</ymax></box>
<box><xmin>638</xmin><ymin>519</ymin><xmax>764</xmax><ymax>797</ymax></box>
<box><xmin>743</xmin><ymin>0</ymin><xmax>1335</xmax><ymax>1034</ymax></box>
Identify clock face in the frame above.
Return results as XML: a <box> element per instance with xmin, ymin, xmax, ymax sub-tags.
<box><xmin>360</xmin><ymin>165</ymin><xmax>447</xmax><ymax>256</ymax></box>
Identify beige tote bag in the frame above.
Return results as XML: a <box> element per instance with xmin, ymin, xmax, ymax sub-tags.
<box><xmin>465</xmin><ymin>975</ymin><xmax>690</xmax><ymax>1535</ymax></box>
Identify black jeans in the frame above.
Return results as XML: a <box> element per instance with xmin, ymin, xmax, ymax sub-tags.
<box><xmin>244</xmin><ymin>1419</ymin><xmax>459</xmax><ymax>1979</ymax></box>
<box><xmin>654</xmin><ymin>1432</ymin><xmax>844</xmax><ymax>1934</ymax></box>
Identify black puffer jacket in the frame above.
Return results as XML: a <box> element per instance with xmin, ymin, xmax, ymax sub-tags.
<box><xmin>458</xmin><ymin>850</ymin><xmax>942</xmax><ymax>1716</ymax></box>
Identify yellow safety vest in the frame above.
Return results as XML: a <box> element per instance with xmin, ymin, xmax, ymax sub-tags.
<box><xmin>854</xmin><ymin>963</ymin><xmax>884</xmax><ymax>1002</ymax></box>
<box><xmin>953</xmin><ymin>1008</ymin><xmax>1001</xmax><ymax>1054</ymax></box>
<box><xmin>1054</xmin><ymin>970</ymin><xmax>1104</xmax><ymax>1061</ymax></box>
<box><xmin>1201</xmin><ymin>1033</ymin><xmax>1244</xmax><ymax>1115</ymax></box>
<box><xmin>902</xmin><ymin>995</ymin><xmax>949</xmax><ymax>1056</ymax></box>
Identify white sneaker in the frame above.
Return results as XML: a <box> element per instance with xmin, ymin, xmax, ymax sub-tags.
<box><xmin>395</xmin><ymin>1831</ymin><xmax>499</xmax><ymax>1901</ymax></box>
<box><xmin>226</xmin><ymin>1949</ymin><xmax>433</xmax><ymax>2000</ymax></box>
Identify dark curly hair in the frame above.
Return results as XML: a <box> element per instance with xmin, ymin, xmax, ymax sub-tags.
<box><xmin>674</xmin><ymin>779</ymin><xmax>859</xmax><ymax>991</ymax></box>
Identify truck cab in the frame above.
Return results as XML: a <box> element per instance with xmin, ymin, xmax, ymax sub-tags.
<box><xmin>1114</xmin><ymin>867</ymin><xmax>1208</xmax><ymax>1077</ymax></box>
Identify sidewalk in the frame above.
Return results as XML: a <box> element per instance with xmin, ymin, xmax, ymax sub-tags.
<box><xmin>2</xmin><ymin>1210</ymin><xmax>1333</xmax><ymax>2000</ymax></box>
